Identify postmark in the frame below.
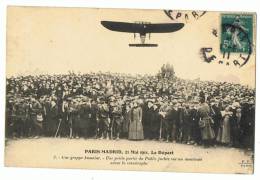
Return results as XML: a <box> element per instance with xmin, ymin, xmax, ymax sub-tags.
<box><xmin>164</xmin><ymin>10</ymin><xmax>206</xmax><ymax>23</ymax></box>
<box><xmin>200</xmin><ymin>13</ymin><xmax>254</xmax><ymax>68</ymax></box>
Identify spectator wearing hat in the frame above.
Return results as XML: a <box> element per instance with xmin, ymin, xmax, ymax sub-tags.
<box><xmin>216</xmin><ymin>106</ymin><xmax>233</xmax><ymax>146</ymax></box>
<box><xmin>110</xmin><ymin>100</ymin><xmax>123</xmax><ymax>140</ymax></box>
<box><xmin>97</xmin><ymin>98</ymin><xmax>110</xmax><ymax>139</ymax></box>
<box><xmin>29</xmin><ymin>97</ymin><xmax>44</xmax><ymax>138</ymax></box>
<box><xmin>149</xmin><ymin>102</ymin><xmax>160</xmax><ymax>140</ymax></box>
<box><xmin>159</xmin><ymin>101</ymin><xmax>173</xmax><ymax>142</ymax></box>
<box><xmin>189</xmin><ymin>102</ymin><xmax>201</xmax><ymax>145</ymax></box>
<box><xmin>46</xmin><ymin>100</ymin><xmax>59</xmax><ymax>137</ymax></box>
<box><xmin>12</xmin><ymin>99</ymin><xmax>28</xmax><ymax>138</ymax></box>
<box><xmin>197</xmin><ymin>97</ymin><xmax>215</xmax><ymax>147</ymax></box>
<box><xmin>88</xmin><ymin>99</ymin><xmax>98</xmax><ymax>138</ymax></box>
<box><xmin>181</xmin><ymin>103</ymin><xmax>192</xmax><ymax>144</ymax></box>
<box><xmin>142</xmin><ymin>99</ymin><xmax>154</xmax><ymax>139</ymax></box>
<box><xmin>171</xmin><ymin>101</ymin><xmax>180</xmax><ymax>142</ymax></box>
<box><xmin>240</xmin><ymin>100</ymin><xmax>255</xmax><ymax>149</ymax></box>
<box><xmin>128</xmin><ymin>101</ymin><xmax>144</xmax><ymax>140</ymax></box>
<box><xmin>230</xmin><ymin>102</ymin><xmax>241</xmax><ymax>147</ymax></box>
<box><xmin>122</xmin><ymin>103</ymin><xmax>131</xmax><ymax>138</ymax></box>
<box><xmin>60</xmin><ymin>98</ymin><xmax>70</xmax><ymax>137</ymax></box>
<box><xmin>77</xmin><ymin>98</ymin><xmax>91</xmax><ymax>138</ymax></box>
<box><xmin>210</xmin><ymin>98</ymin><xmax>222</xmax><ymax>141</ymax></box>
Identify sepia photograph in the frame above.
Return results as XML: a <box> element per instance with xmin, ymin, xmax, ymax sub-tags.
<box><xmin>4</xmin><ymin>6</ymin><xmax>256</xmax><ymax>174</ymax></box>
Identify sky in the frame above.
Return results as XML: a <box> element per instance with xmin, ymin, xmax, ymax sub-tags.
<box><xmin>6</xmin><ymin>7</ymin><xmax>256</xmax><ymax>87</ymax></box>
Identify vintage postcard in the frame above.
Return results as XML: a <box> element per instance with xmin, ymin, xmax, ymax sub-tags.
<box><xmin>5</xmin><ymin>6</ymin><xmax>256</xmax><ymax>174</ymax></box>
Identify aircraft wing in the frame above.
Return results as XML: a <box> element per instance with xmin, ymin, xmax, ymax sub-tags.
<box><xmin>145</xmin><ymin>23</ymin><xmax>184</xmax><ymax>33</ymax></box>
<box><xmin>101</xmin><ymin>21</ymin><xmax>140</xmax><ymax>33</ymax></box>
<box><xmin>101</xmin><ymin>21</ymin><xmax>184</xmax><ymax>33</ymax></box>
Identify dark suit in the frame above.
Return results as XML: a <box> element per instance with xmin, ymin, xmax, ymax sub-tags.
<box><xmin>150</xmin><ymin>107</ymin><xmax>160</xmax><ymax>139</ymax></box>
<box><xmin>170</xmin><ymin>107</ymin><xmax>180</xmax><ymax>141</ymax></box>
<box><xmin>97</xmin><ymin>104</ymin><xmax>110</xmax><ymax>138</ymax></box>
<box><xmin>143</xmin><ymin>106</ymin><xmax>154</xmax><ymax>139</ymax></box>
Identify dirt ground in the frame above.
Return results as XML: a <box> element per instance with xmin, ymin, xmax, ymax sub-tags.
<box><xmin>4</xmin><ymin>138</ymin><xmax>254</xmax><ymax>174</ymax></box>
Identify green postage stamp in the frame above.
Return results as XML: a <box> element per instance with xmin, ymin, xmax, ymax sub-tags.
<box><xmin>221</xmin><ymin>14</ymin><xmax>253</xmax><ymax>53</ymax></box>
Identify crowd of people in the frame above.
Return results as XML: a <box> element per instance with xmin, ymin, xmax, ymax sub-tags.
<box><xmin>5</xmin><ymin>72</ymin><xmax>255</xmax><ymax>149</ymax></box>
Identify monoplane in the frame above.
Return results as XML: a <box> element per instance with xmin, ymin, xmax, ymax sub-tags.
<box><xmin>101</xmin><ymin>21</ymin><xmax>184</xmax><ymax>47</ymax></box>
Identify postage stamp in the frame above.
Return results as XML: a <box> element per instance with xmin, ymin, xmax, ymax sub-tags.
<box><xmin>221</xmin><ymin>14</ymin><xmax>253</xmax><ymax>53</ymax></box>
